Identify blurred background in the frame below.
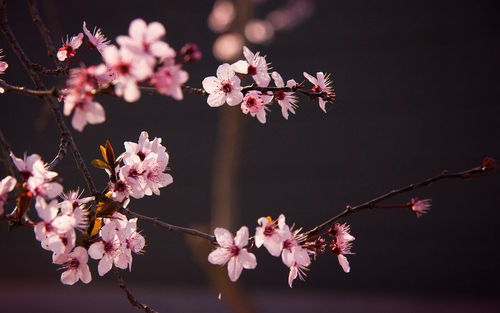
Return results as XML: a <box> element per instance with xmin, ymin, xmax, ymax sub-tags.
<box><xmin>0</xmin><ymin>0</ymin><xmax>499</xmax><ymax>312</ymax></box>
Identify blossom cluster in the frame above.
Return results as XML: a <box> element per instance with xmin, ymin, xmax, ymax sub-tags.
<box><xmin>102</xmin><ymin>131</ymin><xmax>173</xmax><ymax>203</ymax></box>
<box><xmin>60</xmin><ymin>19</ymin><xmax>194</xmax><ymax>132</ymax></box>
<box><xmin>202</xmin><ymin>45</ymin><xmax>336</xmax><ymax>123</ymax></box>
<box><xmin>208</xmin><ymin>214</ymin><xmax>355</xmax><ymax>287</ymax></box>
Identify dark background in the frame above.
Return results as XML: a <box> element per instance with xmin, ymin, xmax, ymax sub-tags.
<box><xmin>0</xmin><ymin>0</ymin><xmax>499</xmax><ymax>312</ymax></box>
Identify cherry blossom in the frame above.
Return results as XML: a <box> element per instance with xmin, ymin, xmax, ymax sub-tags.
<box><xmin>88</xmin><ymin>222</ymin><xmax>129</xmax><ymax>276</ymax></box>
<box><xmin>330</xmin><ymin>223</ymin><xmax>355</xmax><ymax>273</ymax></box>
<box><xmin>280</xmin><ymin>226</ymin><xmax>311</xmax><ymax>287</ymax></box>
<box><xmin>0</xmin><ymin>50</ymin><xmax>7</xmax><ymax>93</ymax></box>
<box><xmin>255</xmin><ymin>215</ymin><xmax>286</xmax><ymax>257</ymax></box>
<box><xmin>240</xmin><ymin>90</ymin><xmax>273</xmax><ymax>124</ymax></box>
<box><xmin>59</xmin><ymin>190</ymin><xmax>93</xmax><ymax>230</ymax></box>
<box><xmin>303</xmin><ymin>71</ymin><xmax>334</xmax><ymax>113</ymax></box>
<box><xmin>202</xmin><ymin>63</ymin><xmax>243</xmax><ymax>107</ymax></box>
<box><xmin>152</xmin><ymin>60</ymin><xmax>189</xmax><ymax>100</ymax></box>
<box><xmin>83</xmin><ymin>21</ymin><xmax>111</xmax><ymax>54</ymax></box>
<box><xmin>57</xmin><ymin>33</ymin><xmax>83</xmax><ymax>62</ymax></box>
<box><xmin>232</xmin><ymin>46</ymin><xmax>271</xmax><ymax>87</ymax></box>
<box><xmin>410</xmin><ymin>198</ymin><xmax>431</xmax><ymax>218</ymax></box>
<box><xmin>64</xmin><ymin>93</ymin><xmax>105</xmax><ymax>132</ymax></box>
<box><xmin>33</xmin><ymin>198</ymin><xmax>75</xmax><ymax>252</ymax></box>
<box><xmin>102</xmin><ymin>45</ymin><xmax>152</xmax><ymax>102</ymax></box>
<box><xmin>271</xmin><ymin>71</ymin><xmax>298</xmax><ymax>120</ymax></box>
<box><xmin>59</xmin><ymin>246</ymin><xmax>92</xmax><ymax>285</ymax></box>
<box><xmin>117</xmin><ymin>216</ymin><xmax>145</xmax><ymax>270</ymax></box>
<box><xmin>116</xmin><ymin>18</ymin><xmax>175</xmax><ymax>63</ymax></box>
<box><xmin>208</xmin><ymin>226</ymin><xmax>257</xmax><ymax>282</ymax></box>
<box><xmin>0</xmin><ymin>176</ymin><xmax>16</xmax><ymax>215</ymax></box>
<box><xmin>10</xmin><ymin>152</ymin><xmax>63</xmax><ymax>200</ymax></box>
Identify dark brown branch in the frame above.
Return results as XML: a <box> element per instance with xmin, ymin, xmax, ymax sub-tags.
<box><xmin>0</xmin><ymin>80</ymin><xmax>59</xmax><ymax>97</ymax></box>
<box><xmin>119</xmin><ymin>208</ymin><xmax>216</xmax><ymax>244</ymax></box>
<box><xmin>0</xmin><ymin>128</ymin><xmax>17</xmax><ymax>177</ymax></box>
<box><xmin>26</xmin><ymin>0</ymin><xmax>59</xmax><ymax>66</ymax></box>
<box><xmin>305</xmin><ymin>164</ymin><xmax>497</xmax><ymax>238</ymax></box>
<box><xmin>48</xmin><ymin>133</ymin><xmax>69</xmax><ymax>170</ymax></box>
<box><xmin>112</xmin><ymin>267</ymin><xmax>158</xmax><ymax>313</ymax></box>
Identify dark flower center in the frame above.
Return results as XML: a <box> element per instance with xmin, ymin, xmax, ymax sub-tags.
<box><xmin>222</xmin><ymin>83</ymin><xmax>232</xmax><ymax>93</ymax></box>
<box><xmin>247</xmin><ymin>65</ymin><xmax>257</xmax><ymax>76</ymax></box>
<box><xmin>68</xmin><ymin>259</ymin><xmax>80</xmax><ymax>269</ymax></box>
<box><xmin>246</xmin><ymin>97</ymin><xmax>256</xmax><ymax>107</ymax></box>
<box><xmin>20</xmin><ymin>170</ymin><xmax>31</xmax><ymax>181</ymax></box>
<box><xmin>116</xmin><ymin>181</ymin><xmax>127</xmax><ymax>192</ymax></box>
<box><xmin>311</xmin><ymin>85</ymin><xmax>322</xmax><ymax>93</ymax></box>
<box><xmin>137</xmin><ymin>151</ymin><xmax>146</xmax><ymax>161</ymax></box>
<box><xmin>275</xmin><ymin>91</ymin><xmax>285</xmax><ymax>101</ymax></box>
<box><xmin>229</xmin><ymin>245</ymin><xmax>240</xmax><ymax>256</ymax></box>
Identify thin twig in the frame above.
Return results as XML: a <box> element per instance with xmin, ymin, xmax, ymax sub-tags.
<box><xmin>0</xmin><ymin>128</ymin><xmax>17</xmax><ymax>177</ymax></box>
<box><xmin>305</xmin><ymin>164</ymin><xmax>497</xmax><ymax>238</ymax></box>
<box><xmin>112</xmin><ymin>267</ymin><xmax>158</xmax><ymax>313</ymax></box>
<box><xmin>26</xmin><ymin>0</ymin><xmax>59</xmax><ymax>66</ymax></box>
<box><xmin>119</xmin><ymin>208</ymin><xmax>216</xmax><ymax>244</ymax></box>
<box><xmin>48</xmin><ymin>133</ymin><xmax>69</xmax><ymax>170</ymax></box>
<box><xmin>0</xmin><ymin>80</ymin><xmax>59</xmax><ymax>97</ymax></box>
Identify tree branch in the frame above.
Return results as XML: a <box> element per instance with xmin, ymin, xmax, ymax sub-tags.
<box><xmin>0</xmin><ymin>80</ymin><xmax>59</xmax><ymax>97</ymax></box>
<box><xmin>119</xmin><ymin>208</ymin><xmax>216</xmax><ymax>244</ymax></box>
<box><xmin>26</xmin><ymin>0</ymin><xmax>59</xmax><ymax>66</ymax></box>
<box><xmin>112</xmin><ymin>267</ymin><xmax>158</xmax><ymax>313</ymax></box>
<box><xmin>305</xmin><ymin>162</ymin><xmax>498</xmax><ymax>238</ymax></box>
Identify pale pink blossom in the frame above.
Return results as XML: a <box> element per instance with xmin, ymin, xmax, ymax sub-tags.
<box><xmin>331</xmin><ymin>223</ymin><xmax>355</xmax><ymax>273</ymax></box>
<box><xmin>102</xmin><ymin>45</ymin><xmax>152</xmax><ymax>102</ymax></box>
<box><xmin>303</xmin><ymin>71</ymin><xmax>334</xmax><ymax>113</ymax></box>
<box><xmin>202</xmin><ymin>63</ymin><xmax>243</xmax><ymax>107</ymax></box>
<box><xmin>232</xmin><ymin>46</ymin><xmax>271</xmax><ymax>87</ymax></box>
<box><xmin>10</xmin><ymin>152</ymin><xmax>63</xmax><ymax>200</ymax></box>
<box><xmin>255</xmin><ymin>215</ymin><xmax>285</xmax><ymax>257</ymax></box>
<box><xmin>108</xmin><ymin>179</ymin><xmax>130</xmax><ymax>203</ymax></box>
<box><xmin>288</xmin><ymin>262</ymin><xmax>309</xmax><ymax>288</ymax></box>
<box><xmin>208</xmin><ymin>226</ymin><xmax>257</xmax><ymax>282</ymax></box>
<box><xmin>271</xmin><ymin>72</ymin><xmax>298</xmax><ymax>120</ymax></box>
<box><xmin>119</xmin><ymin>163</ymin><xmax>146</xmax><ymax>199</ymax></box>
<box><xmin>116</xmin><ymin>18</ymin><xmax>175</xmax><ymax>62</ymax></box>
<box><xmin>0</xmin><ymin>176</ymin><xmax>16</xmax><ymax>215</ymax></box>
<box><xmin>57</xmin><ymin>33</ymin><xmax>84</xmax><ymax>61</ymax></box>
<box><xmin>152</xmin><ymin>61</ymin><xmax>189</xmax><ymax>100</ymax></box>
<box><xmin>64</xmin><ymin>93</ymin><xmax>105</xmax><ymax>132</ymax></box>
<box><xmin>59</xmin><ymin>246</ymin><xmax>91</xmax><ymax>285</ymax></box>
<box><xmin>117</xmin><ymin>216</ymin><xmax>145</xmax><ymax>270</ymax></box>
<box><xmin>59</xmin><ymin>190</ymin><xmax>93</xmax><ymax>230</ymax></box>
<box><xmin>411</xmin><ymin>198</ymin><xmax>431</xmax><ymax>218</ymax></box>
<box><xmin>83</xmin><ymin>21</ymin><xmax>111</xmax><ymax>54</ymax></box>
<box><xmin>34</xmin><ymin>198</ymin><xmax>75</xmax><ymax>252</ymax></box>
<box><xmin>240</xmin><ymin>90</ymin><xmax>273</xmax><ymax>124</ymax></box>
<box><xmin>88</xmin><ymin>222</ymin><xmax>128</xmax><ymax>276</ymax></box>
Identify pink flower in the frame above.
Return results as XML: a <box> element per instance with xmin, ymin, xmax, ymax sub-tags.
<box><xmin>255</xmin><ymin>215</ymin><xmax>286</xmax><ymax>257</ymax></box>
<box><xmin>59</xmin><ymin>246</ymin><xmax>92</xmax><ymax>285</ymax></box>
<box><xmin>271</xmin><ymin>71</ymin><xmax>298</xmax><ymax>120</ymax></box>
<box><xmin>202</xmin><ymin>63</ymin><xmax>243</xmax><ymax>107</ymax></box>
<box><xmin>288</xmin><ymin>262</ymin><xmax>309</xmax><ymax>288</ymax></box>
<box><xmin>152</xmin><ymin>60</ymin><xmax>189</xmax><ymax>100</ymax></box>
<box><xmin>410</xmin><ymin>198</ymin><xmax>431</xmax><ymax>218</ymax></box>
<box><xmin>63</xmin><ymin>93</ymin><xmax>105</xmax><ymax>132</ymax></box>
<box><xmin>232</xmin><ymin>46</ymin><xmax>271</xmax><ymax>87</ymax></box>
<box><xmin>10</xmin><ymin>152</ymin><xmax>63</xmax><ymax>200</ymax></box>
<box><xmin>208</xmin><ymin>226</ymin><xmax>257</xmax><ymax>282</ymax></box>
<box><xmin>57</xmin><ymin>33</ymin><xmax>84</xmax><ymax>61</ymax></box>
<box><xmin>102</xmin><ymin>45</ymin><xmax>152</xmax><ymax>102</ymax></box>
<box><xmin>83</xmin><ymin>21</ymin><xmax>110</xmax><ymax>54</ymax></box>
<box><xmin>280</xmin><ymin>226</ymin><xmax>311</xmax><ymax>287</ymax></box>
<box><xmin>88</xmin><ymin>222</ymin><xmax>129</xmax><ymax>276</ymax></box>
<box><xmin>34</xmin><ymin>198</ymin><xmax>76</xmax><ymax>252</ymax></box>
<box><xmin>330</xmin><ymin>223</ymin><xmax>355</xmax><ymax>273</ymax></box>
<box><xmin>303</xmin><ymin>71</ymin><xmax>334</xmax><ymax>113</ymax></box>
<box><xmin>116</xmin><ymin>18</ymin><xmax>175</xmax><ymax>63</ymax></box>
<box><xmin>0</xmin><ymin>176</ymin><xmax>16</xmax><ymax>215</ymax></box>
<box><xmin>59</xmin><ymin>190</ymin><xmax>93</xmax><ymax>230</ymax></box>
<box><xmin>240</xmin><ymin>90</ymin><xmax>272</xmax><ymax>124</ymax></box>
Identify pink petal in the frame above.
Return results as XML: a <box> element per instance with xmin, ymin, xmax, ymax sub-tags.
<box><xmin>61</xmin><ymin>269</ymin><xmax>79</xmax><ymax>285</ymax></box>
<box><xmin>214</xmin><ymin>228</ymin><xmax>233</xmax><ymax>247</ymax></box>
<box><xmin>98</xmin><ymin>254</ymin><xmax>113</xmax><ymax>276</ymax></box>
<box><xmin>129</xmin><ymin>19</ymin><xmax>147</xmax><ymax>40</ymax></box>
<box><xmin>146</xmin><ymin>22</ymin><xmax>166</xmax><ymax>41</ymax></box>
<box><xmin>231</xmin><ymin>60</ymin><xmax>249</xmax><ymax>74</ymax></box>
<box><xmin>288</xmin><ymin>266</ymin><xmax>298</xmax><ymax>288</ymax></box>
<box><xmin>338</xmin><ymin>254</ymin><xmax>350</xmax><ymax>273</ymax></box>
<box><xmin>242</xmin><ymin>46</ymin><xmax>254</xmax><ymax>64</ymax></box>
<box><xmin>79</xmin><ymin>264</ymin><xmax>92</xmax><ymax>283</ymax></box>
<box><xmin>202</xmin><ymin>76</ymin><xmax>221</xmax><ymax>93</ymax></box>
<box><xmin>234</xmin><ymin>226</ymin><xmax>249</xmax><ymax>248</ymax></box>
<box><xmin>225</xmin><ymin>91</ymin><xmax>243</xmax><ymax>106</ymax></box>
<box><xmin>208</xmin><ymin>247</ymin><xmax>231</xmax><ymax>265</ymax></box>
<box><xmin>88</xmin><ymin>242</ymin><xmax>105</xmax><ymax>260</ymax></box>
<box><xmin>216</xmin><ymin>63</ymin><xmax>235</xmax><ymax>81</ymax></box>
<box><xmin>227</xmin><ymin>256</ymin><xmax>243</xmax><ymax>282</ymax></box>
<box><xmin>207</xmin><ymin>92</ymin><xmax>227</xmax><ymax>107</ymax></box>
<box><xmin>271</xmin><ymin>71</ymin><xmax>284</xmax><ymax>87</ymax></box>
<box><xmin>238</xmin><ymin>249</ymin><xmax>257</xmax><ymax>269</ymax></box>
<box><xmin>303</xmin><ymin>72</ymin><xmax>317</xmax><ymax>85</ymax></box>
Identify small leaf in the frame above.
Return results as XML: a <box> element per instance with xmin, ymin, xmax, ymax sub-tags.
<box><xmin>105</xmin><ymin>140</ymin><xmax>115</xmax><ymax>166</ymax></box>
<box><xmin>100</xmin><ymin>145</ymin><xmax>107</xmax><ymax>163</ymax></box>
<box><xmin>91</xmin><ymin>159</ymin><xmax>109</xmax><ymax>170</ymax></box>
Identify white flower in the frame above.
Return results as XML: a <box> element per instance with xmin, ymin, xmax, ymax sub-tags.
<box><xmin>208</xmin><ymin>226</ymin><xmax>257</xmax><ymax>282</ymax></box>
<box><xmin>232</xmin><ymin>46</ymin><xmax>271</xmax><ymax>87</ymax></box>
<box><xmin>202</xmin><ymin>63</ymin><xmax>243</xmax><ymax>107</ymax></box>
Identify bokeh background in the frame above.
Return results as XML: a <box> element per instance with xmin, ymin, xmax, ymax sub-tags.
<box><xmin>0</xmin><ymin>0</ymin><xmax>499</xmax><ymax>312</ymax></box>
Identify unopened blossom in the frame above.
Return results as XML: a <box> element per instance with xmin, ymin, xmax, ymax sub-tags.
<box><xmin>152</xmin><ymin>60</ymin><xmax>189</xmax><ymax>100</ymax></box>
<box><xmin>271</xmin><ymin>71</ymin><xmax>298</xmax><ymax>120</ymax></box>
<box><xmin>88</xmin><ymin>222</ymin><xmax>128</xmax><ymax>276</ymax></box>
<box><xmin>10</xmin><ymin>152</ymin><xmax>63</xmax><ymax>200</ymax></box>
<box><xmin>208</xmin><ymin>226</ymin><xmax>257</xmax><ymax>282</ymax></box>
<box><xmin>330</xmin><ymin>223</ymin><xmax>355</xmax><ymax>273</ymax></box>
<box><xmin>117</xmin><ymin>18</ymin><xmax>175</xmax><ymax>63</ymax></box>
<box><xmin>57</xmin><ymin>33</ymin><xmax>84</xmax><ymax>61</ymax></box>
<box><xmin>232</xmin><ymin>46</ymin><xmax>271</xmax><ymax>87</ymax></box>
<box><xmin>410</xmin><ymin>198</ymin><xmax>431</xmax><ymax>218</ymax></box>
<box><xmin>0</xmin><ymin>176</ymin><xmax>16</xmax><ymax>215</ymax></box>
<box><xmin>202</xmin><ymin>63</ymin><xmax>243</xmax><ymax>107</ymax></box>
<box><xmin>240</xmin><ymin>90</ymin><xmax>272</xmax><ymax>124</ymax></box>
<box><xmin>255</xmin><ymin>215</ymin><xmax>286</xmax><ymax>257</ymax></box>
<box><xmin>83</xmin><ymin>21</ymin><xmax>111</xmax><ymax>54</ymax></box>
<box><xmin>303</xmin><ymin>71</ymin><xmax>334</xmax><ymax>113</ymax></box>
<box><xmin>59</xmin><ymin>246</ymin><xmax>91</xmax><ymax>285</ymax></box>
<box><xmin>102</xmin><ymin>45</ymin><xmax>152</xmax><ymax>102</ymax></box>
